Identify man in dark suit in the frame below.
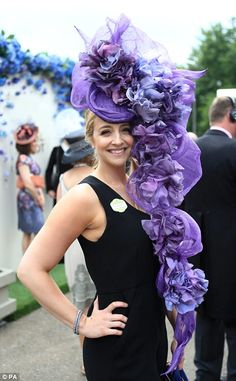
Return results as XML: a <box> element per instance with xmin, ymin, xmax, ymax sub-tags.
<box><xmin>184</xmin><ymin>96</ymin><xmax>236</xmax><ymax>381</ymax></box>
<box><xmin>45</xmin><ymin>145</ymin><xmax>72</xmax><ymax>206</ymax></box>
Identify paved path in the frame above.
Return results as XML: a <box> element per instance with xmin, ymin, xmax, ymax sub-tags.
<box><xmin>0</xmin><ymin>294</ymin><xmax>227</xmax><ymax>381</ymax></box>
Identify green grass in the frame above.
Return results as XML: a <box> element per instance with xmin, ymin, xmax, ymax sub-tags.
<box><xmin>7</xmin><ymin>264</ymin><xmax>69</xmax><ymax>321</ymax></box>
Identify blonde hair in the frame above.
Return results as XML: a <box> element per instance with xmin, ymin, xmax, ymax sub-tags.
<box><xmin>84</xmin><ymin>110</ymin><xmax>97</xmax><ymax>168</ymax></box>
<box><xmin>85</xmin><ymin>109</ymin><xmax>96</xmax><ymax>143</ymax></box>
<box><xmin>127</xmin><ymin>157</ymin><xmax>138</xmax><ymax>175</ymax></box>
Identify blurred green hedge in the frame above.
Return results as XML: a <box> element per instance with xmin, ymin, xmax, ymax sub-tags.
<box><xmin>7</xmin><ymin>264</ymin><xmax>69</xmax><ymax>321</ymax></box>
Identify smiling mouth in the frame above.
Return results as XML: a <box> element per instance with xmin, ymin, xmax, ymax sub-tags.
<box><xmin>108</xmin><ymin>148</ymin><xmax>127</xmax><ymax>155</ymax></box>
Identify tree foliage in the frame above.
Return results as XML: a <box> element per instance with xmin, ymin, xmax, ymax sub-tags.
<box><xmin>187</xmin><ymin>18</ymin><xmax>236</xmax><ymax>136</ymax></box>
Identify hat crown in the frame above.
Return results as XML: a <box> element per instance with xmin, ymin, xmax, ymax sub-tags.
<box><xmin>62</xmin><ymin>138</ymin><xmax>94</xmax><ymax>164</ymax></box>
<box><xmin>14</xmin><ymin>124</ymin><xmax>38</xmax><ymax>145</ymax></box>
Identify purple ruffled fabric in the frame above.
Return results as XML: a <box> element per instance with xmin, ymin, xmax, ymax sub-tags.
<box><xmin>71</xmin><ymin>14</ymin><xmax>208</xmax><ymax>374</ymax></box>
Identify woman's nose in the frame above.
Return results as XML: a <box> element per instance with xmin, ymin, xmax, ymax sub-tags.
<box><xmin>112</xmin><ymin>132</ymin><xmax>123</xmax><ymax>144</ymax></box>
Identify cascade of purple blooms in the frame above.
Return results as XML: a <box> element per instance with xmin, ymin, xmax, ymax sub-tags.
<box><xmin>126</xmin><ymin>63</ymin><xmax>209</xmax><ymax>372</ymax></box>
<box><xmin>71</xmin><ymin>14</ymin><xmax>208</xmax><ymax>373</ymax></box>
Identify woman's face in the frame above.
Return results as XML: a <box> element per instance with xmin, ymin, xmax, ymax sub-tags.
<box><xmin>30</xmin><ymin>139</ymin><xmax>39</xmax><ymax>154</ymax></box>
<box><xmin>91</xmin><ymin>116</ymin><xmax>133</xmax><ymax>168</ymax></box>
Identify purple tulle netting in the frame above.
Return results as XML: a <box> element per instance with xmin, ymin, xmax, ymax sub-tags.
<box><xmin>71</xmin><ymin>14</ymin><xmax>208</xmax><ymax>373</ymax></box>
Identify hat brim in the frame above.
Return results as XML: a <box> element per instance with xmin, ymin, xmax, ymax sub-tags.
<box><xmin>62</xmin><ymin>140</ymin><xmax>94</xmax><ymax>164</ymax></box>
<box><xmin>63</xmin><ymin>129</ymin><xmax>84</xmax><ymax>141</ymax></box>
<box><xmin>87</xmin><ymin>84</ymin><xmax>135</xmax><ymax>123</ymax></box>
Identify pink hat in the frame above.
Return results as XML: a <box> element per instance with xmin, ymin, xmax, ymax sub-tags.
<box><xmin>14</xmin><ymin>124</ymin><xmax>38</xmax><ymax>145</ymax></box>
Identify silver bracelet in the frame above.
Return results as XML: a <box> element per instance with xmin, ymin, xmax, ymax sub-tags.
<box><xmin>73</xmin><ymin>309</ymin><xmax>83</xmax><ymax>335</ymax></box>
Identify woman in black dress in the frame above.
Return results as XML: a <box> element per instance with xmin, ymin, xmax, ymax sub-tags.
<box><xmin>17</xmin><ymin>14</ymin><xmax>208</xmax><ymax>381</ymax></box>
<box><xmin>18</xmin><ymin>109</ymin><xmax>170</xmax><ymax>381</ymax></box>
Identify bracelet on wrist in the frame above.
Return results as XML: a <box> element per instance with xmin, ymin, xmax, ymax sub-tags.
<box><xmin>73</xmin><ymin>309</ymin><xmax>83</xmax><ymax>335</ymax></box>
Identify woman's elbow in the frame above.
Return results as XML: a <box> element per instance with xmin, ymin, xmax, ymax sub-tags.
<box><xmin>17</xmin><ymin>259</ymin><xmax>34</xmax><ymax>285</ymax></box>
<box><xmin>17</xmin><ymin>262</ymin><xmax>28</xmax><ymax>284</ymax></box>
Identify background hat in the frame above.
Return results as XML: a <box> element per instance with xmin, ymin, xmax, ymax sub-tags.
<box><xmin>14</xmin><ymin>123</ymin><xmax>38</xmax><ymax>145</ymax></box>
<box><xmin>63</xmin><ymin>130</ymin><xmax>83</xmax><ymax>139</ymax></box>
<box><xmin>54</xmin><ymin>108</ymin><xmax>85</xmax><ymax>143</ymax></box>
<box><xmin>62</xmin><ymin>139</ymin><xmax>94</xmax><ymax>164</ymax></box>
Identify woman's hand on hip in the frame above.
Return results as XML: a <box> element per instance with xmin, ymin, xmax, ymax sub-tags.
<box><xmin>79</xmin><ymin>298</ymin><xmax>128</xmax><ymax>338</ymax></box>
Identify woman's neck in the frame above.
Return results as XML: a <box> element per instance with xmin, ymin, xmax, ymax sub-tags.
<box><xmin>92</xmin><ymin>163</ymin><xmax>140</xmax><ymax>210</ymax></box>
<box><xmin>93</xmin><ymin>164</ymin><xmax>127</xmax><ymax>187</ymax></box>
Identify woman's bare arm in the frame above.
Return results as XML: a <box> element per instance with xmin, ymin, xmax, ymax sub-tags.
<box><xmin>17</xmin><ymin>184</ymin><xmax>97</xmax><ymax>329</ymax></box>
<box><xmin>17</xmin><ymin>184</ymin><xmax>128</xmax><ymax>337</ymax></box>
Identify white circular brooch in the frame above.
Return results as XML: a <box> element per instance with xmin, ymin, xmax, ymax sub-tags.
<box><xmin>110</xmin><ymin>198</ymin><xmax>128</xmax><ymax>213</ymax></box>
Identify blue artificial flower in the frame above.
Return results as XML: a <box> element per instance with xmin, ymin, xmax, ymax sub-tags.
<box><xmin>26</xmin><ymin>77</ymin><xmax>34</xmax><ymax>85</ymax></box>
<box><xmin>11</xmin><ymin>77</ymin><xmax>20</xmax><ymax>84</ymax></box>
<box><xmin>34</xmin><ymin>79</ymin><xmax>44</xmax><ymax>89</ymax></box>
<box><xmin>0</xmin><ymin>31</ymin><xmax>75</xmax><ymax>110</ymax></box>
<box><xmin>5</xmin><ymin>101</ymin><xmax>14</xmax><ymax>109</ymax></box>
<box><xmin>0</xmin><ymin>77</ymin><xmax>7</xmax><ymax>86</ymax></box>
<box><xmin>0</xmin><ymin>129</ymin><xmax>7</xmax><ymax>137</ymax></box>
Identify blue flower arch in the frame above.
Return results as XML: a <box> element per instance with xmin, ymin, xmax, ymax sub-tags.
<box><xmin>0</xmin><ymin>30</ymin><xmax>76</xmax><ymax>174</ymax></box>
<box><xmin>0</xmin><ymin>30</ymin><xmax>75</xmax><ymax>112</ymax></box>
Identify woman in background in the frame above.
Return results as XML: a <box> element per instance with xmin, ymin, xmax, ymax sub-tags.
<box><xmin>45</xmin><ymin>144</ymin><xmax>72</xmax><ymax>206</ymax></box>
<box><xmin>14</xmin><ymin>123</ymin><xmax>45</xmax><ymax>253</ymax></box>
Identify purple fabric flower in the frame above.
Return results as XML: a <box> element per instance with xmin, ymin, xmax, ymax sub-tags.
<box><xmin>132</xmin><ymin>121</ymin><xmax>183</xmax><ymax>162</ymax></box>
<box><xmin>127</xmin><ymin>158</ymin><xmax>184</xmax><ymax>211</ymax></box>
<box><xmin>126</xmin><ymin>59</ymin><xmax>205</xmax><ymax>127</ymax></box>
<box><xmin>142</xmin><ymin>208</ymin><xmax>203</xmax><ymax>261</ymax></box>
<box><xmin>80</xmin><ymin>40</ymin><xmax>135</xmax><ymax>105</ymax></box>
<box><xmin>158</xmin><ymin>258</ymin><xmax>208</xmax><ymax>314</ymax></box>
<box><xmin>171</xmin><ymin>134</ymin><xmax>202</xmax><ymax>195</ymax></box>
<box><xmin>130</xmin><ymin>122</ymin><xmax>202</xmax><ymax>197</ymax></box>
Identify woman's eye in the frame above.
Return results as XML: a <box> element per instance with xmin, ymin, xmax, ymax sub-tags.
<box><xmin>100</xmin><ymin>130</ymin><xmax>110</xmax><ymax>135</ymax></box>
<box><xmin>122</xmin><ymin>127</ymin><xmax>131</xmax><ymax>134</ymax></box>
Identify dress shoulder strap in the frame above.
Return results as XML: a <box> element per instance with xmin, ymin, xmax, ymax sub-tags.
<box><xmin>79</xmin><ymin>175</ymin><xmax>117</xmax><ymax>216</ymax></box>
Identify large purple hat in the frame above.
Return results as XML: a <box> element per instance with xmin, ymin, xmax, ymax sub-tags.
<box><xmin>71</xmin><ymin>15</ymin><xmax>205</xmax><ymax>127</ymax></box>
<box><xmin>71</xmin><ymin>14</ymin><xmax>208</xmax><ymax>374</ymax></box>
<box><xmin>71</xmin><ymin>15</ymin><xmax>175</xmax><ymax>123</ymax></box>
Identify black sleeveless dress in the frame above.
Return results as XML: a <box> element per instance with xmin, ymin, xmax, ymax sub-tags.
<box><xmin>78</xmin><ymin>176</ymin><xmax>167</xmax><ymax>381</ymax></box>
